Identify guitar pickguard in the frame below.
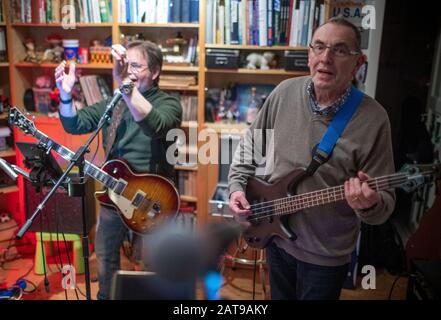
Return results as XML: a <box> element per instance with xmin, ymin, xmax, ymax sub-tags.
<box><xmin>108</xmin><ymin>189</ymin><xmax>135</xmax><ymax>220</ymax></box>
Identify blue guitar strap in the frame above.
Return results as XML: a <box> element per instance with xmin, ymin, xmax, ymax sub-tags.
<box><xmin>306</xmin><ymin>85</ymin><xmax>364</xmax><ymax>175</ymax></box>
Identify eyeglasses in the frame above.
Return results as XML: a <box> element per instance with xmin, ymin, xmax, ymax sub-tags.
<box><xmin>309</xmin><ymin>42</ymin><xmax>361</xmax><ymax>58</ymax></box>
<box><xmin>128</xmin><ymin>62</ymin><xmax>148</xmax><ymax>74</ymax></box>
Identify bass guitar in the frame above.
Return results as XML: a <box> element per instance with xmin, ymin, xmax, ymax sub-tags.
<box><xmin>243</xmin><ymin>164</ymin><xmax>440</xmax><ymax>248</ymax></box>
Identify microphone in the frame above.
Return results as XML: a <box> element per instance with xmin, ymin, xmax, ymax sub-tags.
<box><xmin>104</xmin><ymin>81</ymin><xmax>135</xmax><ymax>112</ymax></box>
<box><xmin>0</xmin><ymin>158</ymin><xmax>18</xmax><ymax>181</ymax></box>
<box><xmin>105</xmin><ymin>88</ymin><xmax>123</xmax><ymax>111</ymax></box>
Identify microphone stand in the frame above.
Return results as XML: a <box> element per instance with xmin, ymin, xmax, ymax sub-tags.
<box><xmin>15</xmin><ymin>84</ymin><xmax>129</xmax><ymax>300</ymax></box>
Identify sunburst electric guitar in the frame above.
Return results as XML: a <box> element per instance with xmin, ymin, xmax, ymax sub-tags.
<box><xmin>9</xmin><ymin>107</ymin><xmax>180</xmax><ymax>235</ymax></box>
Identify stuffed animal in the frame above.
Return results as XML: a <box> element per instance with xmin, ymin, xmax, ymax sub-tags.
<box><xmin>0</xmin><ymin>212</ymin><xmax>11</xmax><ymax>223</ymax></box>
<box><xmin>23</xmin><ymin>38</ymin><xmax>38</xmax><ymax>63</ymax></box>
<box><xmin>245</xmin><ymin>52</ymin><xmax>276</xmax><ymax>70</ymax></box>
<box><xmin>42</xmin><ymin>34</ymin><xmax>64</xmax><ymax>63</ymax></box>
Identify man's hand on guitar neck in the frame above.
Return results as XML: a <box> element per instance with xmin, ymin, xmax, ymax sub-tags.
<box><xmin>344</xmin><ymin>171</ymin><xmax>380</xmax><ymax>211</ymax></box>
<box><xmin>229</xmin><ymin>191</ymin><xmax>252</xmax><ymax>227</ymax></box>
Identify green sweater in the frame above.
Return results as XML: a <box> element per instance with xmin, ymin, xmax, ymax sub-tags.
<box><xmin>59</xmin><ymin>86</ymin><xmax>182</xmax><ymax>177</ymax></box>
<box><xmin>228</xmin><ymin>76</ymin><xmax>396</xmax><ymax>266</ymax></box>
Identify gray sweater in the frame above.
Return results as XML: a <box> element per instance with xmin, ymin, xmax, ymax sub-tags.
<box><xmin>228</xmin><ymin>76</ymin><xmax>396</xmax><ymax>266</ymax></box>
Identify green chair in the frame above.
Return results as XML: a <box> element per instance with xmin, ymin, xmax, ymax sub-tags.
<box><xmin>34</xmin><ymin>232</ymin><xmax>84</xmax><ymax>275</ymax></box>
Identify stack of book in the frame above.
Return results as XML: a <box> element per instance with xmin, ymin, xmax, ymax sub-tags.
<box><xmin>79</xmin><ymin>75</ymin><xmax>111</xmax><ymax>106</ymax></box>
<box><xmin>160</xmin><ymin>74</ymin><xmax>197</xmax><ymax>88</ymax></box>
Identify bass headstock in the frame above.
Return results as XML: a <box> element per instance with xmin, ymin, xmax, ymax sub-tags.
<box><xmin>399</xmin><ymin>162</ymin><xmax>441</xmax><ymax>193</ymax></box>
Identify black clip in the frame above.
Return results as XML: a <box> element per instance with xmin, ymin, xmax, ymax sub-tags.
<box><xmin>306</xmin><ymin>145</ymin><xmax>331</xmax><ymax>176</ymax></box>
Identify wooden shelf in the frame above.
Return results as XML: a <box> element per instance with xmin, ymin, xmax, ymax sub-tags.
<box><xmin>12</xmin><ymin>23</ymin><xmax>113</xmax><ymax>28</ymax></box>
<box><xmin>0</xmin><ymin>22</ymin><xmax>6</xmax><ymax>26</ymax></box>
<box><xmin>162</xmin><ymin>65</ymin><xmax>199</xmax><ymax>72</ymax></box>
<box><xmin>205</xmin><ymin>122</ymin><xmax>249</xmax><ymax>134</ymax></box>
<box><xmin>0</xmin><ymin>185</ymin><xmax>19</xmax><ymax>195</ymax></box>
<box><xmin>206</xmin><ymin>68</ymin><xmax>309</xmax><ymax>76</ymax></box>
<box><xmin>0</xmin><ymin>113</ymin><xmax>8</xmax><ymax>120</ymax></box>
<box><xmin>0</xmin><ymin>148</ymin><xmax>16</xmax><ymax>157</ymax></box>
<box><xmin>180</xmin><ymin>195</ymin><xmax>198</xmax><ymax>203</ymax></box>
<box><xmin>15</xmin><ymin>62</ymin><xmax>113</xmax><ymax>69</ymax></box>
<box><xmin>175</xmin><ymin>164</ymin><xmax>198</xmax><ymax>171</ymax></box>
<box><xmin>119</xmin><ymin>23</ymin><xmax>199</xmax><ymax>28</ymax></box>
<box><xmin>205</xmin><ymin>44</ymin><xmax>308</xmax><ymax>51</ymax></box>
<box><xmin>181</xmin><ymin>121</ymin><xmax>198</xmax><ymax>128</ymax></box>
<box><xmin>160</xmin><ymin>85</ymin><xmax>199</xmax><ymax>92</ymax></box>
<box><xmin>0</xmin><ymin>62</ymin><xmax>9</xmax><ymax>67</ymax></box>
<box><xmin>15</xmin><ymin>64</ymin><xmax>196</xmax><ymax>72</ymax></box>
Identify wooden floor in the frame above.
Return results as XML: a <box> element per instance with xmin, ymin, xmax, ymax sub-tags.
<box><xmin>0</xmin><ymin>248</ymin><xmax>408</xmax><ymax>300</ymax></box>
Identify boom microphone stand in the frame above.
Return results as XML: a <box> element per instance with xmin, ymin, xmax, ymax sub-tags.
<box><xmin>14</xmin><ymin>82</ymin><xmax>133</xmax><ymax>300</ymax></box>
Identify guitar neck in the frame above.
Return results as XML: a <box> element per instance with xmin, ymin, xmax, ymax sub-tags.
<box><xmin>33</xmin><ymin>130</ymin><xmax>117</xmax><ymax>189</ymax></box>
<box><xmin>268</xmin><ymin>172</ymin><xmax>419</xmax><ymax>215</ymax></box>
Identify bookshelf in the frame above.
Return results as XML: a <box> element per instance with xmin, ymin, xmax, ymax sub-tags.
<box><xmin>0</xmin><ymin>148</ymin><xmax>16</xmax><ymax>157</ymax></box>
<box><xmin>0</xmin><ymin>0</ymin><xmax>17</xmax><ymax>222</ymax></box>
<box><xmin>206</xmin><ymin>68</ymin><xmax>309</xmax><ymax>76</ymax></box>
<box><xmin>201</xmin><ymin>0</ymin><xmax>332</xmax><ymax>222</ymax></box>
<box><xmin>0</xmin><ymin>185</ymin><xmax>19</xmax><ymax>194</ymax></box>
<box><xmin>1</xmin><ymin>0</ymin><xmax>333</xmax><ymax>229</ymax></box>
<box><xmin>0</xmin><ymin>0</ymin><xmax>205</xmax><ymax>227</ymax></box>
<box><xmin>15</xmin><ymin>62</ymin><xmax>113</xmax><ymax>69</ymax></box>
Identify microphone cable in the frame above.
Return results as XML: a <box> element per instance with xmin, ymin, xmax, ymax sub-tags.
<box><xmin>38</xmin><ymin>215</ymin><xmax>50</xmax><ymax>294</ymax></box>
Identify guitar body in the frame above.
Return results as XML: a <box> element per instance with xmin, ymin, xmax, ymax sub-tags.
<box><xmin>95</xmin><ymin>159</ymin><xmax>180</xmax><ymax>235</ymax></box>
<box><xmin>244</xmin><ymin>168</ymin><xmax>307</xmax><ymax>249</ymax></box>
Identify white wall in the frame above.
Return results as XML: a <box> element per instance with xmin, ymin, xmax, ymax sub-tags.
<box><xmin>331</xmin><ymin>0</ymin><xmax>386</xmax><ymax>97</ymax></box>
<box><xmin>362</xmin><ymin>0</ymin><xmax>386</xmax><ymax>97</ymax></box>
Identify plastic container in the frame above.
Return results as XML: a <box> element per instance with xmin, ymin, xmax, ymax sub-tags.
<box><xmin>63</xmin><ymin>39</ymin><xmax>79</xmax><ymax>62</ymax></box>
<box><xmin>78</xmin><ymin>47</ymin><xmax>88</xmax><ymax>64</ymax></box>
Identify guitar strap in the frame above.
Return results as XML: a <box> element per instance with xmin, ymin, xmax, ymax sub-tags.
<box><xmin>104</xmin><ymin>100</ymin><xmax>125</xmax><ymax>161</ymax></box>
<box><xmin>305</xmin><ymin>85</ymin><xmax>364</xmax><ymax>176</ymax></box>
<box><xmin>103</xmin><ymin>81</ymin><xmax>135</xmax><ymax>161</ymax></box>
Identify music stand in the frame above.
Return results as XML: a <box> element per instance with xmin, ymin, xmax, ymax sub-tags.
<box><xmin>16</xmin><ymin>142</ymin><xmax>65</xmax><ymax>191</ymax></box>
<box><xmin>15</xmin><ymin>141</ymin><xmax>92</xmax><ymax>299</ymax></box>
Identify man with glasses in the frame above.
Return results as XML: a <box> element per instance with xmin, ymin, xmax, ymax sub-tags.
<box><xmin>228</xmin><ymin>17</ymin><xmax>395</xmax><ymax>299</ymax></box>
<box><xmin>54</xmin><ymin>41</ymin><xmax>182</xmax><ymax>300</ymax></box>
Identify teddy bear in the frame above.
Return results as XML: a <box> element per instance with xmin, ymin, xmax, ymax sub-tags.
<box><xmin>245</xmin><ymin>51</ymin><xmax>276</xmax><ymax>70</ymax></box>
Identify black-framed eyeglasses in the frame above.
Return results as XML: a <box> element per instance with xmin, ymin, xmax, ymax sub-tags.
<box><xmin>128</xmin><ymin>63</ymin><xmax>148</xmax><ymax>74</ymax></box>
<box><xmin>309</xmin><ymin>42</ymin><xmax>361</xmax><ymax>58</ymax></box>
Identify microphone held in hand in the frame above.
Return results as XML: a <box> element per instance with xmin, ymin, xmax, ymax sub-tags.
<box><xmin>120</xmin><ymin>80</ymin><xmax>135</xmax><ymax>96</ymax></box>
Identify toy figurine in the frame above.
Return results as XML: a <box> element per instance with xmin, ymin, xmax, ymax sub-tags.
<box><xmin>23</xmin><ymin>38</ymin><xmax>38</xmax><ymax>63</ymax></box>
<box><xmin>245</xmin><ymin>52</ymin><xmax>276</xmax><ymax>70</ymax></box>
<box><xmin>42</xmin><ymin>34</ymin><xmax>64</xmax><ymax>63</ymax></box>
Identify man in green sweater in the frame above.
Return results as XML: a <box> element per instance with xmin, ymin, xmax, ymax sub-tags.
<box><xmin>54</xmin><ymin>41</ymin><xmax>182</xmax><ymax>300</ymax></box>
<box><xmin>229</xmin><ymin>18</ymin><xmax>396</xmax><ymax>299</ymax></box>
